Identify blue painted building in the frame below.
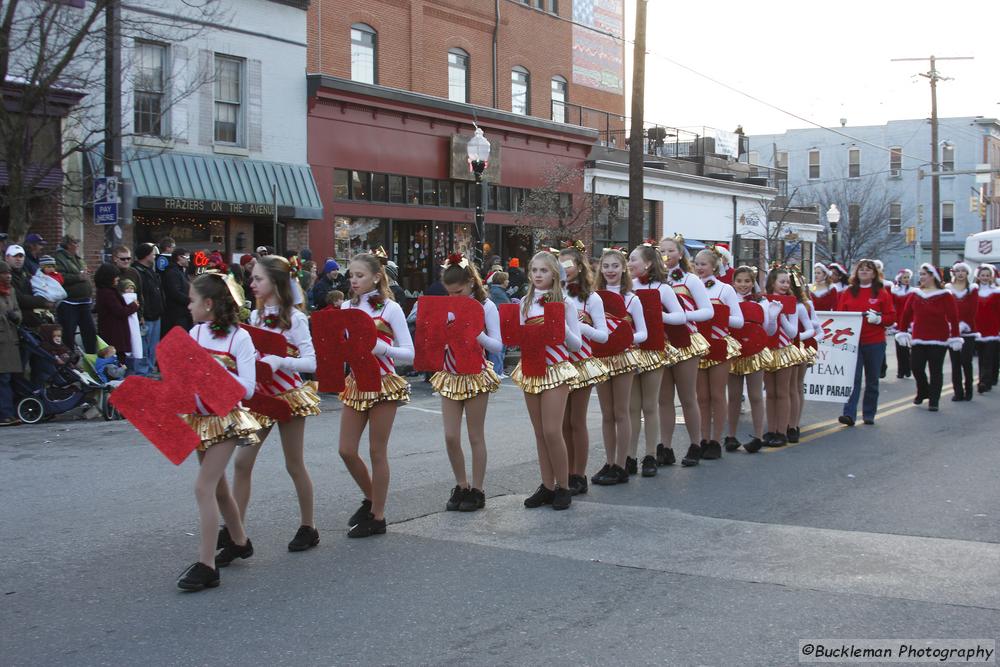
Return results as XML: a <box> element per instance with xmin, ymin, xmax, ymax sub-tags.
<box><xmin>749</xmin><ymin>117</ymin><xmax>1000</xmax><ymax>276</ymax></box>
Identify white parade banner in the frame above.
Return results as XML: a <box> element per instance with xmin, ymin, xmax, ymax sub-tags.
<box><xmin>803</xmin><ymin>311</ymin><xmax>863</xmax><ymax>403</ymax></box>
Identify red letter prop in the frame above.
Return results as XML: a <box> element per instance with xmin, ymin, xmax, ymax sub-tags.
<box><xmin>499</xmin><ymin>302</ymin><xmax>565</xmax><ymax>377</ymax></box>
<box><xmin>591</xmin><ymin>290</ymin><xmax>633</xmax><ymax>357</ymax></box>
<box><xmin>765</xmin><ymin>294</ymin><xmax>798</xmax><ymax>315</ymax></box>
<box><xmin>311</xmin><ymin>308</ymin><xmax>382</xmax><ymax>393</ymax></box>
<box><xmin>634</xmin><ymin>289</ymin><xmax>666</xmax><ymax>352</ymax></box>
<box><xmin>238</xmin><ymin>323</ymin><xmax>293</xmax><ymax>422</ymax></box>
<box><xmin>413</xmin><ymin>296</ymin><xmax>485</xmax><ymax>374</ymax></box>
<box><xmin>109</xmin><ymin>327</ymin><xmax>246</xmax><ymax>465</ymax></box>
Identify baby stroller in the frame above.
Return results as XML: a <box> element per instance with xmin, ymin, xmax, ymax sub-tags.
<box><xmin>12</xmin><ymin>328</ymin><xmax>115</xmax><ymax>424</ymax></box>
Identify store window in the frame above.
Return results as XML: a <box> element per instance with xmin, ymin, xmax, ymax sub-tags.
<box><xmin>351</xmin><ymin>23</ymin><xmax>377</xmax><ymax>84</ymax></box>
<box><xmin>389</xmin><ymin>175</ymin><xmax>404</xmax><ymax>203</ymax></box>
<box><xmin>371</xmin><ymin>173</ymin><xmax>388</xmax><ymax>202</ymax></box>
<box><xmin>334</xmin><ymin>216</ymin><xmax>384</xmax><ymax>259</ymax></box>
<box><xmin>334</xmin><ymin>169</ymin><xmax>350</xmax><ymax>199</ymax></box>
<box><xmin>592</xmin><ymin>197</ymin><xmax>655</xmax><ymax>250</ymax></box>
<box><xmin>351</xmin><ymin>171</ymin><xmax>370</xmax><ymax>200</ymax></box>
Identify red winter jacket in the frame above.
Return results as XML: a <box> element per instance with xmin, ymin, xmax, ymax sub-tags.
<box><xmin>897</xmin><ymin>289</ymin><xmax>960</xmax><ymax>345</ymax></box>
<box><xmin>836</xmin><ymin>285</ymin><xmax>896</xmax><ymax>345</ymax></box>
<box><xmin>976</xmin><ymin>287</ymin><xmax>1000</xmax><ymax>340</ymax></box>
<box><xmin>948</xmin><ymin>285</ymin><xmax>977</xmax><ymax>334</ymax></box>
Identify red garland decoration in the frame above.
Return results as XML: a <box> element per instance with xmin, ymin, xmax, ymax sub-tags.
<box><xmin>637</xmin><ymin>274</ymin><xmax>652</xmax><ymax>285</ymax></box>
<box><xmin>368</xmin><ymin>294</ymin><xmax>386</xmax><ymax>312</ymax></box>
<box><xmin>537</xmin><ymin>293</ymin><xmax>552</xmax><ymax>306</ymax></box>
<box><xmin>413</xmin><ymin>296</ymin><xmax>485</xmax><ymax>374</ymax></box>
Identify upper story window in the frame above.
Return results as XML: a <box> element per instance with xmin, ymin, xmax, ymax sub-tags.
<box><xmin>889</xmin><ymin>202</ymin><xmax>902</xmax><ymax>233</ymax></box>
<box><xmin>941</xmin><ymin>143</ymin><xmax>955</xmax><ymax>172</ymax></box>
<box><xmin>351</xmin><ymin>23</ymin><xmax>377</xmax><ymax>85</ymax></box>
<box><xmin>848</xmin><ymin>147</ymin><xmax>860</xmax><ymax>178</ymax></box>
<box><xmin>511</xmin><ymin>66</ymin><xmax>530</xmax><ymax>115</ymax></box>
<box><xmin>535</xmin><ymin>0</ymin><xmax>558</xmax><ymax>11</ymax></box>
<box><xmin>808</xmin><ymin>149</ymin><xmax>821</xmax><ymax>180</ymax></box>
<box><xmin>135</xmin><ymin>41</ymin><xmax>167</xmax><ymax>137</ymax></box>
<box><xmin>448</xmin><ymin>48</ymin><xmax>469</xmax><ymax>103</ymax></box>
<box><xmin>214</xmin><ymin>54</ymin><xmax>243</xmax><ymax>145</ymax></box>
<box><xmin>942</xmin><ymin>201</ymin><xmax>955</xmax><ymax>233</ymax></box>
<box><xmin>551</xmin><ymin>76</ymin><xmax>567</xmax><ymax>123</ymax></box>
<box><xmin>889</xmin><ymin>146</ymin><xmax>902</xmax><ymax>176</ymax></box>
<box><xmin>776</xmin><ymin>150</ymin><xmax>788</xmax><ymax>172</ymax></box>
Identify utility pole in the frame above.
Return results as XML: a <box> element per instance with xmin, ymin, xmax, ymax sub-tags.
<box><xmin>627</xmin><ymin>0</ymin><xmax>647</xmax><ymax>249</ymax></box>
<box><xmin>104</xmin><ymin>0</ymin><xmax>122</xmax><ymax>262</ymax></box>
<box><xmin>891</xmin><ymin>55</ymin><xmax>972</xmax><ymax>267</ymax></box>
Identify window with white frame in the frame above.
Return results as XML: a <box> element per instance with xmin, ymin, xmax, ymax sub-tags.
<box><xmin>511</xmin><ymin>66</ymin><xmax>529</xmax><ymax>115</ymax></box>
<box><xmin>448</xmin><ymin>48</ymin><xmax>469</xmax><ymax>103</ymax></box>
<box><xmin>890</xmin><ymin>146</ymin><xmax>902</xmax><ymax>176</ymax></box>
<box><xmin>942</xmin><ymin>201</ymin><xmax>954</xmax><ymax>233</ymax></box>
<box><xmin>889</xmin><ymin>202</ymin><xmax>901</xmax><ymax>233</ymax></box>
<box><xmin>776</xmin><ymin>150</ymin><xmax>788</xmax><ymax>173</ymax></box>
<box><xmin>214</xmin><ymin>54</ymin><xmax>243</xmax><ymax>145</ymax></box>
<box><xmin>135</xmin><ymin>41</ymin><xmax>167</xmax><ymax>137</ymax></box>
<box><xmin>848</xmin><ymin>147</ymin><xmax>860</xmax><ymax>178</ymax></box>
<box><xmin>941</xmin><ymin>143</ymin><xmax>955</xmax><ymax>172</ymax></box>
<box><xmin>551</xmin><ymin>76</ymin><xmax>567</xmax><ymax>123</ymax></box>
<box><xmin>808</xmin><ymin>149</ymin><xmax>820</xmax><ymax>179</ymax></box>
<box><xmin>351</xmin><ymin>23</ymin><xmax>377</xmax><ymax>85</ymax></box>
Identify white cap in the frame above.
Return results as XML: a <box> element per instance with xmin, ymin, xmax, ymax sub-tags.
<box><xmin>5</xmin><ymin>244</ymin><xmax>25</xmax><ymax>257</ymax></box>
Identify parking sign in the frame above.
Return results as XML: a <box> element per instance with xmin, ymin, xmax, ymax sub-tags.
<box><xmin>94</xmin><ymin>176</ymin><xmax>118</xmax><ymax>225</ymax></box>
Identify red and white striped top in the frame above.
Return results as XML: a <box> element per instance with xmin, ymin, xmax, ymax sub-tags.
<box><xmin>566</xmin><ymin>291</ymin><xmax>609</xmax><ymax>362</ymax></box>
<box><xmin>603</xmin><ymin>283</ymin><xmax>649</xmax><ymax>346</ymax></box>
<box><xmin>701</xmin><ymin>278</ymin><xmax>744</xmax><ymax>339</ymax></box>
<box><xmin>250</xmin><ymin>306</ymin><xmax>316</xmax><ymax>396</ymax></box>
<box><xmin>442</xmin><ymin>298</ymin><xmax>504</xmax><ymax>374</ymax></box>
<box><xmin>666</xmin><ymin>270</ymin><xmax>713</xmax><ymax>332</ymax></box>
<box><xmin>341</xmin><ymin>290</ymin><xmax>415</xmax><ymax>376</ymax></box>
<box><xmin>519</xmin><ymin>289</ymin><xmax>582</xmax><ymax>366</ymax></box>
<box><xmin>190</xmin><ymin>323</ymin><xmax>256</xmax><ymax>415</ymax></box>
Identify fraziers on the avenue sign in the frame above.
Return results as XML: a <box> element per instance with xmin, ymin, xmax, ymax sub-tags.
<box><xmin>803</xmin><ymin>312</ymin><xmax>863</xmax><ymax>402</ymax></box>
<box><xmin>94</xmin><ymin>176</ymin><xmax>118</xmax><ymax>226</ymax></box>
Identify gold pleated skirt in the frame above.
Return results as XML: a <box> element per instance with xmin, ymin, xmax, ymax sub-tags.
<box><xmin>250</xmin><ymin>381</ymin><xmax>322</xmax><ymax>428</ymax></box>
<box><xmin>671</xmin><ymin>331</ymin><xmax>710</xmax><ymax>364</ymax></box>
<box><xmin>698</xmin><ymin>336</ymin><xmax>743</xmax><ymax>369</ymax></box>
<box><xmin>800</xmin><ymin>342</ymin><xmax>818</xmax><ymax>366</ymax></box>
<box><xmin>510</xmin><ymin>360</ymin><xmax>578</xmax><ymax>394</ymax></box>
<box><xmin>765</xmin><ymin>344</ymin><xmax>808</xmax><ymax>372</ymax></box>
<box><xmin>431</xmin><ymin>367</ymin><xmax>501</xmax><ymax>401</ymax></box>
<box><xmin>568</xmin><ymin>356</ymin><xmax>610</xmax><ymax>390</ymax></box>
<box><xmin>633</xmin><ymin>347</ymin><xmax>669</xmax><ymax>373</ymax></box>
<box><xmin>599</xmin><ymin>348</ymin><xmax>643</xmax><ymax>377</ymax></box>
<box><xmin>183</xmin><ymin>408</ymin><xmax>262</xmax><ymax>450</ymax></box>
<box><xmin>340</xmin><ymin>372</ymin><xmax>411</xmax><ymax>412</ymax></box>
<box><xmin>730</xmin><ymin>347</ymin><xmax>774</xmax><ymax>376</ymax></box>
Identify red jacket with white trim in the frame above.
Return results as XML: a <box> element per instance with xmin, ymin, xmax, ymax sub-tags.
<box><xmin>947</xmin><ymin>285</ymin><xmax>977</xmax><ymax>334</ymax></box>
<box><xmin>897</xmin><ymin>289</ymin><xmax>960</xmax><ymax>345</ymax></box>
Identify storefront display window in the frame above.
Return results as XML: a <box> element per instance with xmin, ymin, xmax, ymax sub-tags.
<box><xmin>389</xmin><ymin>175</ymin><xmax>404</xmax><ymax>203</ymax></box>
<box><xmin>334</xmin><ymin>216</ymin><xmax>385</xmax><ymax>260</ymax></box>
<box><xmin>135</xmin><ymin>214</ymin><xmax>226</xmax><ymax>250</ymax></box>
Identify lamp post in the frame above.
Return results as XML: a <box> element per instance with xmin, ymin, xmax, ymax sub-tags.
<box><xmin>826</xmin><ymin>203</ymin><xmax>841</xmax><ymax>261</ymax></box>
<box><xmin>466</xmin><ymin>126</ymin><xmax>491</xmax><ymax>269</ymax></box>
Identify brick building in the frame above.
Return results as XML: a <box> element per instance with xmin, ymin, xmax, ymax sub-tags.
<box><xmin>306</xmin><ymin>0</ymin><xmax>628</xmax><ymax>295</ymax></box>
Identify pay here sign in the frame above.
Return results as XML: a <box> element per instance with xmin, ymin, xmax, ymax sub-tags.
<box><xmin>803</xmin><ymin>311</ymin><xmax>863</xmax><ymax>403</ymax></box>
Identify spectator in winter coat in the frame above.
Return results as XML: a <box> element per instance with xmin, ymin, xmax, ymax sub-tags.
<box><xmin>95</xmin><ymin>263</ymin><xmax>139</xmax><ymax>366</ymax></box>
<box><xmin>161</xmin><ymin>248</ymin><xmax>193</xmax><ymax>333</ymax></box>
<box><xmin>0</xmin><ymin>260</ymin><xmax>23</xmax><ymax>426</ymax></box>
<box><xmin>54</xmin><ymin>235</ymin><xmax>97</xmax><ymax>353</ymax></box>
<box><xmin>309</xmin><ymin>259</ymin><xmax>348</xmax><ymax>310</ymax></box>
<box><xmin>132</xmin><ymin>243</ymin><xmax>163</xmax><ymax>376</ymax></box>
<box><xmin>22</xmin><ymin>232</ymin><xmax>45</xmax><ymax>276</ymax></box>
<box><xmin>6</xmin><ymin>244</ymin><xmax>52</xmax><ymax>331</ymax></box>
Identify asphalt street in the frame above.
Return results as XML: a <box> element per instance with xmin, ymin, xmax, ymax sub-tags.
<box><xmin>2</xmin><ymin>348</ymin><xmax>999</xmax><ymax>666</ymax></box>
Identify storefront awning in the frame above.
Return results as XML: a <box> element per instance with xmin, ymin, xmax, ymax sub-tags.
<box><xmin>124</xmin><ymin>150</ymin><xmax>323</xmax><ymax>220</ymax></box>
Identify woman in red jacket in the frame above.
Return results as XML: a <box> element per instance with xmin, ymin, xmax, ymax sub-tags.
<box><xmin>946</xmin><ymin>262</ymin><xmax>977</xmax><ymax>401</ymax></box>
<box><xmin>94</xmin><ymin>263</ymin><xmax>140</xmax><ymax>367</ymax></box>
<box><xmin>895</xmin><ymin>264</ymin><xmax>962</xmax><ymax>411</ymax></box>
<box><xmin>975</xmin><ymin>264</ymin><xmax>1000</xmax><ymax>392</ymax></box>
<box><xmin>890</xmin><ymin>269</ymin><xmax>914</xmax><ymax>379</ymax></box>
<box><xmin>835</xmin><ymin>259</ymin><xmax>895</xmax><ymax>426</ymax></box>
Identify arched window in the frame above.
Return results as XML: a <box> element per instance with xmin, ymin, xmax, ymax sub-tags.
<box><xmin>448</xmin><ymin>48</ymin><xmax>469</xmax><ymax>103</ymax></box>
<box><xmin>511</xmin><ymin>66</ymin><xmax>530</xmax><ymax>115</ymax></box>
<box><xmin>551</xmin><ymin>75</ymin><xmax>567</xmax><ymax>123</ymax></box>
<box><xmin>351</xmin><ymin>23</ymin><xmax>376</xmax><ymax>84</ymax></box>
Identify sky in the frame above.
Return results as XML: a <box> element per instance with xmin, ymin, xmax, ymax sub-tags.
<box><xmin>624</xmin><ymin>0</ymin><xmax>1000</xmax><ymax>136</ymax></box>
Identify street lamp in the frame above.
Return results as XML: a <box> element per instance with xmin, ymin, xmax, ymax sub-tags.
<box><xmin>466</xmin><ymin>126</ymin><xmax>491</xmax><ymax>268</ymax></box>
<box><xmin>826</xmin><ymin>203</ymin><xmax>841</xmax><ymax>260</ymax></box>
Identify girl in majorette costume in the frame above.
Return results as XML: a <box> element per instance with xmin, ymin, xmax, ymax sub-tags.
<box><xmin>338</xmin><ymin>253</ymin><xmax>414</xmax><ymax>537</ymax></box>
<box><xmin>659</xmin><ymin>235</ymin><xmax>713</xmax><ymax>467</ymax></box>
<box><xmin>510</xmin><ymin>251</ymin><xmax>582</xmax><ymax>511</ymax></box>
<box><xmin>626</xmin><ymin>243</ymin><xmax>686</xmax><ymax>477</ymax></box>
<box><xmin>891</xmin><ymin>269</ymin><xmax>914</xmax><ymax>379</ymax></box>
<box><xmin>177</xmin><ymin>273</ymin><xmax>259</xmax><ymax>592</ymax></box>
<box><xmin>809</xmin><ymin>263</ymin><xmax>836</xmax><ymax>311</ymax></box>
<box><xmin>692</xmin><ymin>248</ymin><xmax>743</xmax><ymax>460</ymax></box>
<box><xmin>786</xmin><ymin>270</ymin><xmax>816</xmax><ymax>442</ymax></box>
<box><xmin>221</xmin><ymin>255</ymin><xmax>321</xmax><ymax>555</ymax></box>
<box><xmin>761</xmin><ymin>267</ymin><xmax>807</xmax><ymax>447</ymax></box>
<box><xmin>431</xmin><ymin>253</ymin><xmax>502</xmax><ymax>513</ymax></box>
<box><xmin>975</xmin><ymin>265</ymin><xmax>1000</xmax><ymax>393</ymax></box>
<box><xmin>828</xmin><ymin>262</ymin><xmax>850</xmax><ymax>296</ymax></box>
<box><xmin>895</xmin><ymin>263</ymin><xmax>962</xmax><ymax>411</ymax></box>
<box><xmin>726</xmin><ymin>267</ymin><xmax>777</xmax><ymax>454</ymax></box>
<box><xmin>947</xmin><ymin>262</ymin><xmax>977</xmax><ymax>401</ymax></box>
<box><xmin>558</xmin><ymin>243</ymin><xmax>609</xmax><ymax>496</ymax></box>
<box><xmin>591</xmin><ymin>247</ymin><xmax>647</xmax><ymax>486</ymax></box>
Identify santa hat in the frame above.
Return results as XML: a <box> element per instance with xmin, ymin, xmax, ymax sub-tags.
<box><xmin>921</xmin><ymin>262</ymin><xmax>942</xmax><ymax>283</ymax></box>
<box><xmin>978</xmin><ymin>263</ymin><xmax>997</xmax><ymax>278</ymax></box>
<box><xmin>873</xmin><ymin>259</ymin><xmax>884</xmax><ymax>272</ymax></box>
<box><xmin>952</xmin><ymin>261</ymin><xmax>972</xmax><ymax>275</ymax></box>
<box><xmin>715</xmin><ymin>244</ymin><xmax>732</xmax><ymax>265</ymax></box>
<box><xmin>895</xmin><ymin>268</ymin><xmax>913</xmax><ymax>280</ymax></box>
<box><xmin>828</xmin><ymin>262</ymin><xmax>848</xmax><ymax>277</ymax></box>
<box><xmin>812</xmin><ymin>262</ymin><xmax>831</xmax><ymax>277</ymax></box>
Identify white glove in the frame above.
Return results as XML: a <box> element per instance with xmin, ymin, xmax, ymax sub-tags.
<box><xmin>894</xmin><ymin>332</ymin><xmax>912</xmax><ymax>348</ymax></box>
<box><xmin>767</xmin><ymin>300</ymin><xmax>784</xmax><ymax>316</ymax></box>
<box><xmin>948</xmin><ymin>337</ymin><xmax>964</xmax><ymax>352</ymax></box>
<box><xmin>865</xmin><ymin>310</ymin><xmax>882</xmax><ymax>325</ymax></box>
<box><xmin>959</xmin><ymin>321</ymin><xmax>970</xmax><ymax>334</ymax></box>
<box><xmin>260</xmin><ymin>354</ymin><xmax>283</xmax><ymax>374</ymax></box>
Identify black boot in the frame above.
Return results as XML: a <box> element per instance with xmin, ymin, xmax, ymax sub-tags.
<box><xmin>681</xmin><ymin>443</ymin><xmax>701</xmax><ymax>467</ymax></box>
<box><xmin>348</xmin><ymin>499</ymin><xmax>373</xmax><ymax>527</ymax></box>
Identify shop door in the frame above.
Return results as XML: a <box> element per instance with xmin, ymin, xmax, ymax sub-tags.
<box><xmin>392</xmin><ymin>220</ymin><xmax>431</xmax><ymax>296</ymax></box>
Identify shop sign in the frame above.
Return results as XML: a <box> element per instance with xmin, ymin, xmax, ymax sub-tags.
<box><xmin>137</xmin><ymin>196</ymin><xmax>296</xmax><ymax>218</ymax></box>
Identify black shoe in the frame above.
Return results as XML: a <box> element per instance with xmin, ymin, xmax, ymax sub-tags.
<box><xmin>568</xmin><ymin>474</ymin><xmax>588</xmax><ymax>495</ymax></box>
<box><xmin>681</xmin><ymin>443</ymin><xmax>701</xmax><ymax>467</ymax></box>
<box><xmin>723</xmin><ymin>436</ymin><xmax>741</xmax><ymax>452</ymax></box>
<box><xmin>524</xmin><ymin>484</ymin><xmax>555</xmax><ymax>508</ymax></box>
<box><xmin>928</xmin><ymin>404</ymin><xmax>939</xmax><ymax>412</ymax></box>
<box><xmin>701</xmin><ymin>441</ymin><xmax>722</xmax><ymax>460</ymax></box>
<box><xmin>963</xmin><ymin>392</ymin><xmax>973</xmax><ymax>402</ymax></box>
<box><xmin>459</xmin><ymin>488</ymin><xmax>485</xmax><ymax>512</ymax></box>
<box><xmin>177</xmin><ymin>562</ymin><xmax>220</xmax><ymax>591</ymax></box>
<box><xmin>765</xmin><ymin>433</ymin><xmax>787</xmax><ymax>448</ymax></box>
<box><xmin>288</xmin><ymin>525</ymin><xmax>320</xmax><ymax>552</ymax></box>
<box><xmin>348</xmin><ymin>499</ymin><xmax>373</xmax><ymax>527</ymax></box>
<box><xmin>551</xmin><ymin>487</ymin><xmax>572</xmax><ymax>510</ymax></box>
<box><xmin>625</xmin><ymin>457</ymin><xmax>638</xmax><ymax>475</ymax></box>
<box><xmin>743</xmin><ymin>437</ymin><xmax>764</xmax><ymax>453</ymax></box>
<box><xmin>611</xmin><ymin>464</ymin><xmax>629</xmax><ymax>484</ymax></box>
<box><xmin>838</xmin><ymin>415</ymin><xmax>855</xmax><ymax>427</ymax></box>
<box><xmin>591</xmin><ymin>463</ymin><xmax>613</xmax><ymax>485</ymax></box>
<box><xmin>641</xmin><ymin>455</ymin><xmax>658</xmax><ymax>477</ymax></box>
<box><xmin>217</xmin><ymin>525</ymin><xmax>234</xmax><ymax>550</ymax></box>
<box><xmin>913</xmin><ymin>395</ymin><xmax>926</xmax><ymax>405</ymax></box>
<box><xmin>786</xmin><ymin>427</ymin><xmax>800</xmax><ymax>443</ymax></box>
<box><xmin>952</xmin><ymin>393</ymin><xmax>964</xmax><ymax>402</ymax></box>
<box><xmin>656</xmin><ymin>443</ymin><xmax>675</xmax><ymax>466</ymax></box>
<box><xmin>215</xmin><ymin>538</ymin><xmax>253</xmax><ymax>568</ymax></box>
<box><xmin>446</xmin><ymin>485</ymin><xmax>468</xmax><ymax>511</ymax></box>
<box><xmin>978</xmin><ymin>383</ymin><xmax>988</xmax><ymax>394</ymax></box>
<box><xmin>862</xmin><ymin>418</ymin><xmax>875</xmax><ymax>425</ymax></box>
<box><xmin>348</xmin><ymin>514</ymin><xmax>386</xmax><ymax>538</ymax></box>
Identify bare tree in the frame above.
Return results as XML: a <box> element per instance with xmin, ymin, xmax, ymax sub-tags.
<box><xmin>738</xmin><ymin>186</ymin><xmax>811</xmax><ymax>266</ymax></box>
<box><xmin>514</xmin><ymin>163</ymin><xmax>591</xmax><ymax>247</ymax></box>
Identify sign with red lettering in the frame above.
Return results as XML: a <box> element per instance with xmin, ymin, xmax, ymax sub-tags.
<box><xmin>311</xmin><ymin>308</ymin><xmax>382</xmax><ymax>392</ymax></box>
<box><xmin>802</xmin><ymin>311</ymin><xmax>863</xmax><ymax>403</ymax></box>
<box><xmin>591</xmin><ymin>290</ymin><xmax>632</xmax><ymax>357</ymax></box>
<box><xmin>413</xmin><ymin>296</ymin><xmax>486</xmax><ymax>374</ymax></box>
<box><xmin>499</xmin><ymin>302</ymin><xmax>565</xmax><ymax>377</ymax></box>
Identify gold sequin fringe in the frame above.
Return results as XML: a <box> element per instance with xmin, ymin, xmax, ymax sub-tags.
<box><xmin>568</xmin><ymin>356</ymin><xmax>610</xmax><ymax>390</ymax></box>
<box><xmin>698</xmin><ymin>336</ymin><xmax>743</xmax><ymax>369</ymax></box>
<box><xmin>510</xmin><ymin>360</ymin><xmax>579</xmax><ymax>394</ymax></box>
<box><xmin>800</xmin><ymin>342</ymin><xmax>818</xmax><ymax>366</ymax></box>
<box><xmin>671</xmin><ymin>331</ymin><xmax>710</xmax><ymax>363</ymax></box>
<box><xmin>633</xmin><ymin>347</ymin><xmax>669</xmax><ymax>373</ymax></box>
<box><xmin>599</xmin><ymin>348</ymin><xmax>644</xmax><ymax>377</ymax></box>
<box><xmin>765</xmin><ymin>343</ymin><xmax>808</xmax><ymax>372</ymax></box>
<box><xmin>430</xmin><ymin>367</ymin><xmax>501</xmax><ymax>401</ymax></box>
<box><xmin>250</xmin><ymin>381</ymin><xmax>322</xmax><ymax>428</ymax></box>
<box><xmin>730</xmin><ymin>348</ymin><xmax>774</xmax><ymax>376</ymax></box>
<box><xmin>340</xmin><ymin>372</ymin><xmax>411</xmax><ymax>412</ymax></box>
<box><xmin>183</xmin><ymin>408</ymin><xmax>262</xmax><ymax>450</ymax></box>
